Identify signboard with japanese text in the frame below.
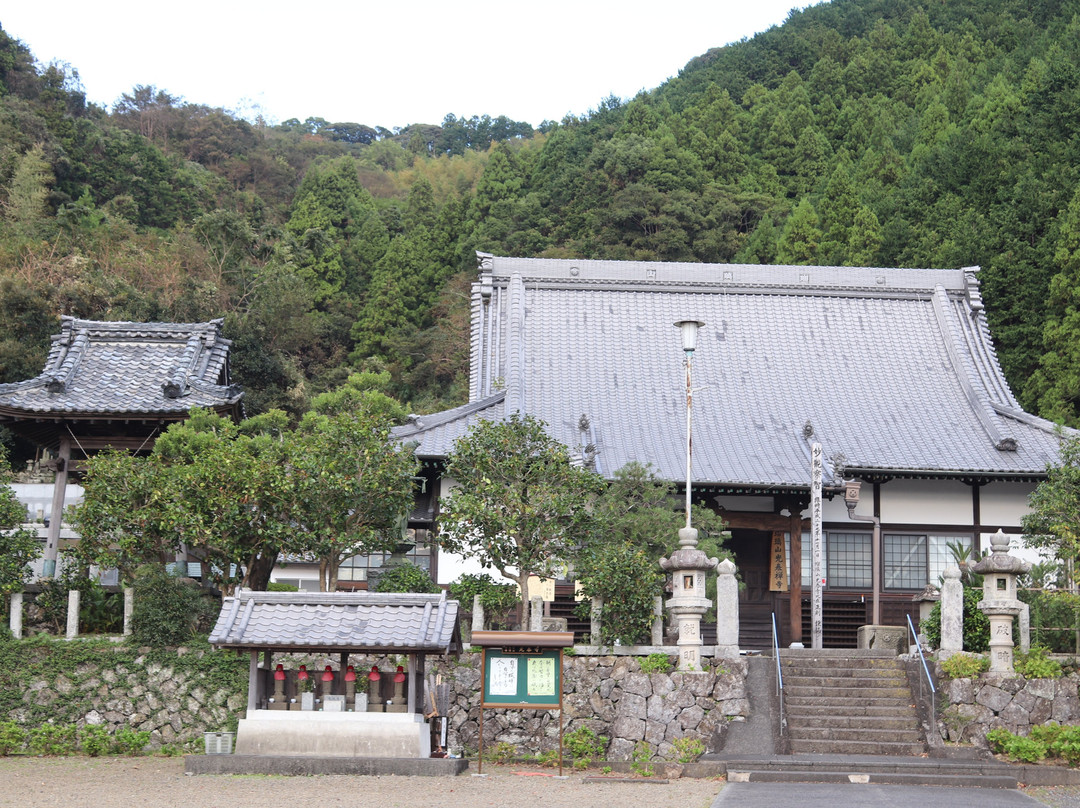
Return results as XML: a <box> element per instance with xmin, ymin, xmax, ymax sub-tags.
<box><xmin>481</xmin><ymin>646</ymin><xmax>562</xmax><ymax>708</ymax></box>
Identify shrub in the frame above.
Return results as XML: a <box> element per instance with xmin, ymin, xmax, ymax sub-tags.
<box><xmin>670</xmin><ymin>736</ymin><xmax>706</xmax><ymax>763</ymax></box>
<box><xmin>483</xmin><ymin>740</ymin><xmax>517</xmax><ymax>764</ymax></box>
<box><xmin>1015</xmin><ymin>646</ymin><xmax>1063</xmax><ymax>679</ymax></box>
<box><xmin>130</xmin><ymin>564</ymin><xmax>213</xmax><ymax>646</ymax></box>
<box><xmin>536</xmin><ymin>748</ymin><xmax>560</xmax><ymax>767</ymax></box>
<box><xmin>372</xmin><ymin>562</ymin><xmax>440</xmax><ymax>594</ymax></box>
<box><xmin>630</xmin><ymin>740</ymin><xmax>654</xmax><ymax>777</ymax></box>
<box><xmin>267</xmin><ymin>582</ymin><xmax>299</xmax><ymax>592</ymax></box>
<box><xmin>639</xmin><ymin>653</ymin><xmax>673</xmax><ymax>674</ymax></box>
<box><xmin>565</xmin><ymin>725</ymin><xmax>607</xmax><ymax>765</ymax></box>
<box><xmin>0</xmin><ymin>721</ymin><xmax>27</xmax><ymax>755</ymax></box>
<box><xmin>112</xmin><ymin>726</ymin><xmax>150</xmax><ymax>755</ymax></box>
<box><xmin>28</xmin><ymin>724</ymin><xmax>77</xmax><ymax>756</ymax></box>
<box><xmin>80</xmin><ymin>724</ymin><xmax>111</xmax><ymax>757</ymax></box>
<box><xmin>448</xmin><ymin>573</ymin><xmax>519</xmax><ymax>629</ymax></box>
<box><xmin>940</xmin><ymin>652</ymin><xmax>989</xmax><ymax>678</ymax></box>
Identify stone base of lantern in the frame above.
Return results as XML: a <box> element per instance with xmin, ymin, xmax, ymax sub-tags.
<box><xmin>234</xmin><ymin>710</ymin><xmax>431</xmax><ymax>758</ymax></box>
<box><xmin>856</xmin><ymin>624</ymin><xmax>908</xmax><ymax>655</ymax></box>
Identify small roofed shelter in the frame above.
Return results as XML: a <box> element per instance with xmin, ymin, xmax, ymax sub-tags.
<box><xmin>208</xmin><ymin>591</ymin><xmax>463</xmax><ymax>758</ymax></box>
<box><xmin>0</xmin><ymin>316</ymin><xmax>243</xmax><ymax>573</ymax></box>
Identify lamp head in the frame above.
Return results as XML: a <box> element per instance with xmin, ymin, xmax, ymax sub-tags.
<box><xmin>674</xmin><ymin>320</ymin><xmax>705</xmax><ymax>353</ymax></box>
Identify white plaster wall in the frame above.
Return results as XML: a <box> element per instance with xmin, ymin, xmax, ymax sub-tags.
<box><xmin>979</xmin><ymin>481</ymin><xmax>1035</xmax><ymax>528</ymax></box>
<box><xmin>879</xmin><ymin>479</ymin><xmax>972</xmax><ymax>525</ymax></box>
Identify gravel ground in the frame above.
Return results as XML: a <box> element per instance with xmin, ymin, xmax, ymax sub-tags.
<box><xmin>0</xmin><ymin>757</ymin><xmax>725</xmax><ymax>808</ymax></box>
<box><xmin>4</xmin><ymin>756</ymin><xmax>1080</xmax><ymax>808</ymax></box>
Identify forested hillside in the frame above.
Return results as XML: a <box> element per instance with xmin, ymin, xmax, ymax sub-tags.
<box><xmin>3</xmin><ymin>0</ymin><xmax>1080</xmax><ymax>466</ymax></box>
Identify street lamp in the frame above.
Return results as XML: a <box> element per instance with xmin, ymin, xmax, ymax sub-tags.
<box><xmin>661</xmin><ymin>319</ymin><xmax>716</xmax><ymax>672</ymax></box>
<box><xmin>674</xmin><ymin>320</ymin><xmax>705</xmax><ymax>529</ymax></box>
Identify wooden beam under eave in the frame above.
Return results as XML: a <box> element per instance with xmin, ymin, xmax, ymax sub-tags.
<box><xmin>720</xmin><ymin>511</ymin><xmax>810</xmax><ymax>532</ymax></box>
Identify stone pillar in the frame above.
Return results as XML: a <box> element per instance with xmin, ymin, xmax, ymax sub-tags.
<box><xmin>590</xmin><ymin>597</ymin><xmax>603</xmax><ymax>646</ymax></box>
<box><xmin>471</xmin><ymin>594</ymin><xmax>484</xmax><ymax>634</ymax></box>
<box><xmin>66</xmin><ymin>589</ymin><xmax>80</xmax><ymax>639</ymax></box>
<box><xmin>9</xmin><ymin>592</ymin><xmax>23</xmax><ymax>639</ymax></box>
<box><xmin>651</xmin><ymin>595</ymin><xmax>663</xmax><ymax>646</ymax></box>
<box><xmin>123</xmin><ymin>587</ymin><xmax>134</xmax><ymax>636</ymax></box>
<box><xmin>715</xmin><ymin>559</ymin><xmax>740</xmax><ymax>659</ymax></box>
<box><xmin>529</xmin><ymin>596</ymin><xmax>543</xmax><ymax>632</ymax></box>
<box><xmin>939</xmin><ymin>566</ymin><xmax>963</xmax><ymax>658</ymax></box>
<box><xmin>1019</xmin><ymin>601</ymin><xmax>1030</xmax><ymax>654</ymax></box>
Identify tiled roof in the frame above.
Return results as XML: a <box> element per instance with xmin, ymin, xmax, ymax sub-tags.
<box><xmin>0</xmin><ymin>317</ymin><xmax>242</xmax><ymax>417</ymax></box>
<box><xmin>400</xmin><ymin>256</ymin><xmax>1068</xmax><ymax>488</ymax></box>
<box><xmin>208</xmin><ymin>590</ymin><xmax>462</xmax><ymax>654</ymax></box>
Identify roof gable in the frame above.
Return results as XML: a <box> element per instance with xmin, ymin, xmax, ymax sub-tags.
<box><xmin>0</xmin><ymin>317</ymin><xmax>243</xmax><ymax>420</ymax></box>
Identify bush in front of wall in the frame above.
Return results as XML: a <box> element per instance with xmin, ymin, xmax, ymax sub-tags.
<box><xmin>0</xmin><ymin>721</ymin><xmax>26</xmax><ymax>755</ymax></box>
<box><xmin>80</xmin><ymin>724</ymin><xmax>111</xmax><ymax>756</ymax></box>
<box><xmin>639</xmin><ymin>653</ymin><xmax>673</xmax><ymax>674</ymax></box>
<box><xmin>28</xmin><ymin>723</ymin><xmax>77</xmax><ymax>756</ymax></box>
<box><xmin>1014</xmin><ymin>646</ymin><xmax>1064</xmax><ymax>679</ymax></box>
<box><xmin>939</xmin><ymin>652</ymin><xmax>989</xmax><ymax>678</ymax></box>
<box><xmin>112</xmin><ymin>725</ymin><xmax>151</xmax><ymax>755</ymax></box>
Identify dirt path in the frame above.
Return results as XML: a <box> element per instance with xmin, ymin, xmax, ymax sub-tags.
<box><xmin>0</xmin><ymin>757</ymin><xmax>725</xmax><ymax>808</ymax></box>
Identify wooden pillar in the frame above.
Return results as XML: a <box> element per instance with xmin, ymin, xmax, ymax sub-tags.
<box><xmin>44</xmin><ymin>437</ymin><xmax>71</xmax><ymax>577</ymax></box>
<box><xmin>788</xmin><ymin>512</ymin><xmax>803</xmax><ymax>645</ymax></box>
<box><xmin>407</xmin><ymin>653</ymin><xmax>416</xmax><ymax>714</ymax></box>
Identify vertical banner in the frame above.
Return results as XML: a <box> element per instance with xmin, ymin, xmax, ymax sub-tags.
<box><xmin>811</xmin><ymin>442</ymin><xmax>824</xmax><ymax>650</ymax></box>
<box><xmin>769</xmin><ymin>531</ymin><xmax>788</xmax><ymax>592</ymax></box>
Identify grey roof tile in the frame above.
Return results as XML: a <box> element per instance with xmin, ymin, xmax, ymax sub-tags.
<box><xmin>0</xmin><ymin>317</ymin><xmax>242</xmax><ymax>416</ymax></box>
<box><xmin>403</xmin><ymin>257</ymin><xmax>1069</xmax><ymax>487</ymax></box>
<box><xmin>208</xmin><ymin>591</ymin><xmax>462</xmax><ymax>654</ymax></box>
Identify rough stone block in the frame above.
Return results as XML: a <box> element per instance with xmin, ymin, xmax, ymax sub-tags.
<box><xmin>975</xmin><ymin>685</ymin><xmax>1012</xmax><ymax>713</ymax></box>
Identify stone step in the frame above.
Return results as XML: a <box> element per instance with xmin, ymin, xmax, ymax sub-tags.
<box><xmin>784</xmin><ymin>674</ymin><xmax>908</xmax><ymax>688</ymax></box>
<box><xmin>782</xmin><ymin>714</ymin><xmax>919</xmax><ymax>731</ymax></box>
<box><xmin>717</xmin><ymin>756</ymin><xmax>1018</xmax><ymax>778</ymax></box>
<box><xmin>726</xmin><ymin>770</ymin><xmax>1018</xmax><ymax>788</ymax></box>
<box><xmin>781</xmin><ymin>665</ymin><xmax>906</xmax><ymax>678</ymax></box>
<box><xmin>787</xmin><ymin>727</ymin><xmax>923</xmax><ymax>743</ymax></box>
<box><xmin>787</xmin><ymin>738</ymin><xmax>926</xmax><ymax>756</ymax></box>
<box><xmin>785</xmin><ymin>684</ymin><xmax>912</xmax><ymax>700</ymax></box>
<box><xmin>785</xmin><ymin>703</ymin><xmax>918</xmax><ymax>719</ymax></box>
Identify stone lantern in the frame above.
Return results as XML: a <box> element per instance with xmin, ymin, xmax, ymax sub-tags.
<box><xmin>970</xmin><ymin>530</ymin><xmax>1030</xmax><ymax>673</ymax></box>
<box><xmin>660</xmin><ymin>526</ymin><xmax>718</xmax><ymax>672</ymax></box>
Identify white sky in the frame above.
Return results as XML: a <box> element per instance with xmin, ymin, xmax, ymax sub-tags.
<box><xmin>1</xmin><ymin>1</ymin><xmax>820</xmax><ymax>129</ymax></box>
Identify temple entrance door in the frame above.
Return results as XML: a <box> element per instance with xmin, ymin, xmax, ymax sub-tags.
<box><xmin>728</xmin><ymin>528</ymin><xmax>775</xmax><ymax>650</ymax></box>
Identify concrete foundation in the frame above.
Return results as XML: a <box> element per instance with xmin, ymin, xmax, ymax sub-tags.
<box><xmin>234</xmin><ymin>709</ymin><xmax>431</xmax><ymax>758</ymax></box>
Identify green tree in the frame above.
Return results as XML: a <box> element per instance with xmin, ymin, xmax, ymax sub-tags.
<box><xmin>435</xmin><ymin>413</ymin><xmax>604</xmax><ymax>629</ymax></box>
<box><xmin>776</xmin><ymin>198</ymin><xmax>822</xmax><ymax>264</ymax></box>
<box><xmin>576</xmin><ymin>462</ymin><xmax>727</xmax><ymax>644</ymax></box>
<box><xmin>286</xmin><ymin>405</ymin><xmax>418</xmax><ymax>591</ymax></box>
<box><xmin>1022</xmin><ymin>433</ymin><xmax>1080</xmax><ymax>572</ymax></box>
<box><xmin>0</xmin><ymin>446</ymin><xmax>41</xmax><ymax>595</ymax></box>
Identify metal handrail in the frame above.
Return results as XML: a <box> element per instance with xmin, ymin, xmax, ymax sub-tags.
<box><xmin>772</xmin><ymin>612</ymin><xmax>784</xmax><ymax>736</ymax></box>
<box><xmin>907</xmin><ymin>613</ymin><xmax>936</xmax><ymax>720</ymax></box>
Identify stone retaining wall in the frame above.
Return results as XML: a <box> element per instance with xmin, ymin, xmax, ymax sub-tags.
<box><xmin>432</xmin><ymin>654</ymin><xmax>749</xmax><ymax>759</ymax></box>
<box><xmin>937</xmin><ymin>670</ymin><xmax>1080</xmax><ymax>745</ymax></box>
<box><xmin>4</xmin><ymin>641</ymin><xmax>748</xmax><ymax>760</ymax></box>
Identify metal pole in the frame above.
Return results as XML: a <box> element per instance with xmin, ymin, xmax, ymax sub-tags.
<box><xmin>684</xmin><ymin>350</ymin><xmax>693</xmax><ymax>529</ymax></box>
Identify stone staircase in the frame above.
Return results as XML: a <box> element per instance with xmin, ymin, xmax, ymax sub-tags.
<box><xmin>780</xmin><ymin>649</ymin><xmax>926</xmax><ymax>756</ymax></box>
